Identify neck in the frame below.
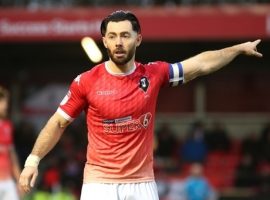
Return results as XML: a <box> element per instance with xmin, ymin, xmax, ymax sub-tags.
<box><xmin>105</xmin><ymin>61</ymin><xmax>136</xmax><ymax>76</ymax></box>
<box><xmin>107</xmin><ymin>58</ymin><xmax>135</xmax><ymax>74</ymax></box>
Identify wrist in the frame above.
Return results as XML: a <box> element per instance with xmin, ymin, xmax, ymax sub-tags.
<box><xmin>233</xmin><ymin>43</ymin><xmax>246</xmax><ymax>55</ymax></box>
<box><xmin>24</xmin><ymin>154</ymin><xmax>40</xmax><ymax>168</ymax></box>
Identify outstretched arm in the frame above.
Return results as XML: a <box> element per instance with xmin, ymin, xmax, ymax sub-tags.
<box><xmin>181</xmin><ymin>39</ymin><xmax>263</xmax><ymax>83</ymax></box>
<box><xmin>19</xmin><ymin>112</ymin><xmax>71</xmax><ymax>193</ymax></box>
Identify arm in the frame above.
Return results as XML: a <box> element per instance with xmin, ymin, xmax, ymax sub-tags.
<box><xmin>30</xmin><ymin>112</ymin><xmax>70</xmax><ymax>158</ymax></box>
<box><xmin>9</xmin><ymin>146</ymin><xmax>21</xmax><ymax>182</ymax></box>
<box><xmin>181</xmin><ymin>39</ymin><xmax>263</xmax><ymax>83</ymax></box>
<box><xmin>19</xmin><ymin>112</ymin><xmax>71</xmax><ymax>193</ymax></box>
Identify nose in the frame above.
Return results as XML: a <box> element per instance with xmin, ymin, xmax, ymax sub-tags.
<box><xmin>115</xmin><ymin>36</ymin><xmax>123</xmax><ymax>46</ymax></box>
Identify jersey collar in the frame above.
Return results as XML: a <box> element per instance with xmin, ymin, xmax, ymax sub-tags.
<box><xmin>105</xmin><ymin>61</ymin><xmax>136</xmax><ymax>76</ymax></box>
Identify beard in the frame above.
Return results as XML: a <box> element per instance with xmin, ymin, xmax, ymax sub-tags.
<box><xmin>107</xmin><ymin>45</ymin><xmax>136</xmax><ymax>66</ymax></box>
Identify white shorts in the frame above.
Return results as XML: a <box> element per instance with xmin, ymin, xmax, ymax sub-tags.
<box><xmin>0</xmin><ymin>179</ymin><xmax>19</xmax><ymax>200</ymax></box>
<box><xmin>80</xmin><ymin>181</ymin><xmax>159</xmax><ymax>200</ymax></box>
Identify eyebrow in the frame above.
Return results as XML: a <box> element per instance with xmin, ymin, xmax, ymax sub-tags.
<box><xmin>107</xmin><ymin>31</ymin><xmax>131</xmax><ymax>35</ymax></box>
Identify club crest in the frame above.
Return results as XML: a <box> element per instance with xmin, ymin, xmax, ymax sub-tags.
<box><xmin>139</xmin><ymin>76</ymin><xmax>149</xmax><ymax>92</ymax></box>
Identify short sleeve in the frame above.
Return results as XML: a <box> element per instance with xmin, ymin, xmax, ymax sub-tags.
<box><xmin>57</xmin><ymin>74</ymin><xmax>87</xmax><ymax>121</ymax></box>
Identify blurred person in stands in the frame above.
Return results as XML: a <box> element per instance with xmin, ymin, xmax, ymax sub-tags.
<box><xmin>184</xmin><ymin>163</ymin><xmax>217</xmax><ymax>200</ymax></box>
<box><xmin>241</xmin><ymin>132</ymin><xmax>260</xmax><ymax>163</ymax></box>
<box><xmin>0</xmin><ymin>86</ymin><xmax>21</xmax><ymax>200</ymax></box>
<box><xmin>19</xmin><ymin>10</ymin><xmax>262</xmax><ymax>200</ymax></box>
<box><xmin>181</xmin><ymin>121</ymin><xmax>208</xmax><ymax>163</ymax></box>
<box><xmin>258</xmin><ymin>122</ymin><xmax>270</xmax><ymax>162</ymax></box>
<box><xmin>155</xmin><ymin>122</ymin><xmax>178</xmax><ymax>172</ymax></box>
<box><xmin>234</xmin><ymin>153</ymin><xmax>258</xmax><ymax>188</ymax></box>
<box><xmin>205</xmin><ymin>121</ymin><xmax>231</xmax><ymax>152</ymax></box>
<box><xmin>14</xmin><ymin>121</ymin><xmax>36</xmax><ymax>168</ymax></box>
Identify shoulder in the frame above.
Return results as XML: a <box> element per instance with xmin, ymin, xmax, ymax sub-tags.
<box><xmin>136</xmin><ymin>61</ymin><xmax>169</xmax><ymax>74</ymax></box>
<box><xmin>137</xmin><ymin>61</ymin><xmax>169</xmax><ymax>68</ymax></box>
<box><xmin>73</xmin><ymin>63</ymin><xmax>105</xmax><ymax>84</ymax></box>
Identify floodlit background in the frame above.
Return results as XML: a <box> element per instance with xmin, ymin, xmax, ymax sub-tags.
<box><xmin>0</xmin><ymin>1</ymin><xmax>270</xmax><ymax>200</ymax></box>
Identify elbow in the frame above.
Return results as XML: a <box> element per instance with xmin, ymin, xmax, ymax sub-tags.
<box><xmin>58</xmin><ymin>120</ymin><xmax>70</xmax><ymax>129</ymax></box>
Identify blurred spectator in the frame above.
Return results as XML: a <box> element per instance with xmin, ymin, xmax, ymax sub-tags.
<box><xmin>155</xmin><ymin>122</ymin><xmax>177</xmax><ymax>159</ymax></box>
<box><xmin>184</xmin><ymin>163</ymin><xmax>217</xmax><ymax>200</ymax></box>
<box><xmin>234</xmin><ymin>154</ymin><xmax>258</xmax><ymax>188</ymax></box>
<box><xmin>42</xmin><ymin>155</ymin><xmax>61</xmax><ymax>191</ymax></box>
<box><xmin>241</xmin><ymin>132</ymin><xmax>260</xmax><ymax>161</ymax></box>
<box><xmin>255</xmin><ymin>122</ymin><xmax>270</xmax><ymax>197</ymax></box>
<box><xmin>14</xmin><ymin>121</ymin><xmax>36</xmax><ymax>166</ymax></box>
<box><xmin>0</xmin><ymin>86</ymin><xmax>22</xmax><ymax>200</ymax></box>
<box><xmin>257</xmin><ymin>161</ymin><xmax>270</xmax><ymax>197</ymax></box>
<box><xmin>161</xmin><ymin>163</ymin><xmax>215</xmax><ymax>200</ymax></box>
<box><xmin>181</xmin><ymin>121</ymin><xmax>208</xmax><ymax>163</ymax></box>
<box><xmin>205</xmin><ymin>121</ymin><xmax>231</xmax><ymax>152</ymax></box>
<box><xmin>258</xmin><ymin>122</ymin><xmax>270</xmax><ymax>162</ymax></box>
<box><xmin>155</xmin><ymin>122</ymin><xmax>179</xmax><ymax>172</ymax></box>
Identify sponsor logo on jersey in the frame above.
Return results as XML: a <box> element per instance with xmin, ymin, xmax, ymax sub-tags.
<box><xmin>103</xmin><ymin>116</ymin><xmax>132</xmax><ymax>124</ymax></box>
<box><xmin>103</xmin><ymin>112</ymin><xmax>152</xmax><ymax>134</ymax></box>
<box><xmin>139</xmin><ymin>76</ymin><xmax>149</xmax><ymax>92</ymax></box>
<box><xmin>96</xmin><ymin>90</ymin><xmax>118</xmax><ymax>96</ymax></box>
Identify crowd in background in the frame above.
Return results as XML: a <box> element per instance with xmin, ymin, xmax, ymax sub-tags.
<box><xmin>154</xmin><ymin>121</ymin><xmax>270</xmax><ymax>199</ymax></box>
<box><xmin>0</xmin><ymin>0</ymin><xmax>269</xmax><ymax>8</ymax></box>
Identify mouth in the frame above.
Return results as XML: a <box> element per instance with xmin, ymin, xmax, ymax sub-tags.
<box><xmin>114</xmin><ymin>49</ymin><xmax>126</xmax><ymax>57</ymax></box>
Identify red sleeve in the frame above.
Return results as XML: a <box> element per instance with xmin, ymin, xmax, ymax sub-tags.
<box><xmin>149</xmin><ymin>61</ymin><xmax>184</xmax><ymax>87</ymax></box>
<box><xmin>57</xmin><ymin>74</ymin><xmax>87</xmax><ymax>121</ymax></box>
<box><xmin>146</xmin><ymin>61</ymin><xmax>170</xmax><ymax>87</ymax></box>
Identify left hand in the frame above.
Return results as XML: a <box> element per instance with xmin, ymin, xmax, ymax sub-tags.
<box><xmin>240</xmin><ymin>39</ymin><xmax>263</xmax><ymax>57</ymax></box>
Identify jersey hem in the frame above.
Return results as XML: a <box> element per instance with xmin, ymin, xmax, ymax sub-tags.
<box><xmin>83</xmin><ymin>177</ymin><xmax>155</xmax><ymax>184</ymax></box>
<box><xmin>56</xmin><ymin>108</ymin><xmax>74</xmax><ymax>121</ymax></box>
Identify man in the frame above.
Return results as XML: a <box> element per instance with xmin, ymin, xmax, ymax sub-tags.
<box><xmin>0</xmin><ymin>86</ymin><xmax>21</xmax><ymax>200</ymax></box>
<box><xmin>19</xmin><ymin>10</ymin><xmax>262</xmax><ymax>200</ymax></box>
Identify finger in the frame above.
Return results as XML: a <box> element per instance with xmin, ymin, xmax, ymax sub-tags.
<box><xmin>20</xmin><ymin>179</ymin><xmax>30</xmax><ymax>193</ymax></box>
<box><xmin>253</xmin><ymin>51</ymin><xmax>263</xmax><ymax>57</ymax></box>
<box><xmin>30</xmin><ymin>171</ymin><xmax>38</xmax><ymax>187</ymax></box>
<box><xmin>253</xmin><ymin>39</ymin><xmax>261</xmax><ymax>46</ymax></box>
<box><xmin>19</xmin><ymin>174</ymin><xmax>31</xmax><ymax>193</ymax></box>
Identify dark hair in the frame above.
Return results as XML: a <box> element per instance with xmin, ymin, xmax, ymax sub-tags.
<box><xmin>100</xmin><ymin>10</ymin><xmax>141</xmax><ymax>37</ymax></box>
<box><xmin>0</xmin><ymin>86</ymin><xmax>9</xmax><ymax>100</ymax></box>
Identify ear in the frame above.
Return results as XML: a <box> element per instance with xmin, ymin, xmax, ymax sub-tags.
<box><xmin>136</xmin><ymin>34</ymin><xmax>142</xmax><ymax>47</ymax></box>
<box><xmin>102</xmin><ymin>37</ymin><xmax>107</xmax><ymax>48</ymax></box>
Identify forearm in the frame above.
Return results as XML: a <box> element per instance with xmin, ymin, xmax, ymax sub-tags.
<box><xmin>31</xmin><ymin>120</ymin><xmax>64</xmax><ymax>159</ymax></box>
<box><xmin>182</xmin><ymin>45</ymin><xmax>241</xmax><ymax>82</ymax></box>
<box><xmin>196</xmin><ymin>45</ymin><xmax>241</xmax><ymax>75</ymax></box>
<box><xmin>181</xmin><ymin>40</ymin><xmax>262</xmax><ymax>82</ymax></box>
<box><xmin>28</xmin><ymin>112</ymin><xmax>69</xmax><ymax>161</ymax></box>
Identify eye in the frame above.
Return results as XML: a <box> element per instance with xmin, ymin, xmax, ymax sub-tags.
<box><xmin>123</xmin><ymin>34</ymin><xmax>130</xmax><ymax>38</ymax></box>
<box><xmin>108</xmin><ymin>35</ymin><xmax>115</xmax><ymax>39</ymax></box>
